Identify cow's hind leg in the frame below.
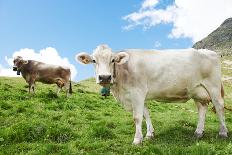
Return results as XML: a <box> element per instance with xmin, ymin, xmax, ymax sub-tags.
<box><xmin>56</xmin><ymin>85</ymin><xmax>62</xmax><ymax>96</ymax></box>
<box><xmin>56</xmin><ymin>79</ymin><xmax>65</xmax><ymax>96</ymax></box>
<box><xmin>213</xmin><ymin>96</ymin><xmax>228</xmax><ymax>137</ymax></box>
<box><xmin>204</xmin><ymin>84</ymin><xmax>228</xmax><ymax>137</ymax></box>
<box><xmin>194</xmin><ymin>101</ymin><xmax>208</xmax><ymax>138</ymax></box>
<box><xmin>64</xmin><ymin>82</ymin><xmax>70</xmax><ymax>97</ymax></box>
<box><xmin>144</xmin><ymin>105</ymin><xmax>154</xmax><ymax>139</ymax></box>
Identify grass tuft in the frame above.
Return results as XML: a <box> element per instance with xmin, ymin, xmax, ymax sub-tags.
<box><xmin>91</xmin><ymin>121</ymin><xmax>116</xmax><ymax>139</ymax></box>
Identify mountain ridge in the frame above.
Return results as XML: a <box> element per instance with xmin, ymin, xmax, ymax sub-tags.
<box><xmin>193</xmin><ymin>17</ymin><xmax>232</xmax><ymax>55</ymax></box>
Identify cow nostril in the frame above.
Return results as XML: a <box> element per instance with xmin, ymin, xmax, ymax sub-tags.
<box><xmin>107</xmin><ymin>75</ymin><xmax>111</xmax><ymax>80</ymax></box>
<box><xmin>99</xmin><ymin>75</ymin><xmax>103</xmax><ymax>81</ymax></box>
<box><xmin>99</xmin><ymin>75</ymin><xmax>111</xmax><ymax>82</ymax></box>
<box><xmin>13</xmin><ymin>66</ymin><xmax>17</xmax><ymax>71</ymax></box>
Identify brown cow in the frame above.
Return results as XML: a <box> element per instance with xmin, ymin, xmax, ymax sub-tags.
<box><xmin>13</xmin><ymin>56</ymin><xmax>72</xmax><ymax>96</ymax></box>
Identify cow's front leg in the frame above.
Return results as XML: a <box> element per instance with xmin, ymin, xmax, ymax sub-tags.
<box><xmin>28</xmin><ymin>82</ymin><xmax>34</xmax><ymax>94</ymax></box>
<box><xmin>133</xmin><ymin>109</ymin><xmax>144</xmax><ymax>145</ymax></box>
<box><xmin>28</xmin><ymin>76</ymin><xmax>36</xmax><ymax>94</ymax></box>
<box><xmin>28</xmin><ymin>83</ymin><xmax>32</xmax><ymax>94</ymax></box>
<box><xmin>28</xmin><ymin>82</ymin><xmax>35</xmax><ymax>94</ymax></box>
<box><xmin>131</xmin><ymin>96</ymin><xmax>145</xmax><ymax>145</ymax></box>
<box><xmin>144</xmin><ymin>105</ymin><xmax>154</xmax><ymax>139</ymax></box>
<box><xmin>32</xmin><ymin>84</ymin><xmax>35</xmax><ymax>94</ymax></box>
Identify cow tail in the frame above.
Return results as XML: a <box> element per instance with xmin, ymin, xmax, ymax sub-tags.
<box><xmin>69</xmin><ymin>74</ymin><xmax>72</xmax><ymax>94</ymax></box>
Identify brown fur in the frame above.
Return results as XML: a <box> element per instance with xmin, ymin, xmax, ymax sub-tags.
<box><xmin>18</xmin><ymin>60</ymin><xmax>71</xmax><ymax>95</ymax></box>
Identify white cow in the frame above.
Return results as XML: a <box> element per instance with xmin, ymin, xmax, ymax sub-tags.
<box><xmin>76</xmin><ymin>44</ymin><xmax>228</xmax><ymax>145</ymax></box>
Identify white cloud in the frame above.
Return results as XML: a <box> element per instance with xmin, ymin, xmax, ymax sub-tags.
<box><xmin>154</xmin><ymin>41</ymin><xmax>161</xmax><ymax>48</ymax></box>
<box><xmin>123</xmin><ymin>0</ymin><xmax>232</xmax><ymax>42</ymax></box>
<box><xmin>0</xmin><ymin>64</ymin><xmax>19</xmax><ymax>77</ymax></box>
<box><xmin>142</xmin><ymin>0</ymin><xmax>159</xmax><ymax>9</ymax></box>
<box><xmin>0</xmin><ymin>47</ymin><xmax>77</xmax><ymax>79</ymax></box>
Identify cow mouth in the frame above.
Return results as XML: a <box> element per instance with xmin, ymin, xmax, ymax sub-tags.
<box><xmin>99</xmin><ymin>82</ymin><xmax>111</xmax><ymax>87</ymax></box>
<box><xmin>17</xmin><ymin>70</ymin><xmax>21</xmax><ymax>75</ymax></box>
<box><xmin>13</xmin><ymin>66</ymin><xmax>21</xmax><ymax>75</ymax></box>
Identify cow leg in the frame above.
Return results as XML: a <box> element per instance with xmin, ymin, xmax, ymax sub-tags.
<box><xmin>206</xmin><ymin>86</ymin><xmax>228</xmax><ymax>137</ymax></box>
<box><xmin>28</xmin><ymin>76</ymin><xmax>36</xmax><ymax>94</ymax></box>
<box><xmin>212</xmin><ymin>97</ymin><xmax>228</xmax><ymax>137</ymax></box>
<box><xmin>144</xmin><ymin>105</ymin><xmax>154</xmax><ymax>139</ymax></box>
<box><xmin>64</xmin><ymin>83</ymin><xmax>70</xmax><ymax>97</ymax></box>
<box><xmin>31</xmin><ymin>82</ymin><xmax>35</xmax><ymax>94</ymax></box>
<box><xmin>133</xmin><ymin>106</ymin><xmax>144</xmax><ymax>145</ymax></box>
<box><xmin>28</xmin><ymin>83</ymin><xmax>32</xmax><ymax>94</ymax></box>
<box><xmin>28</xmin><ymin>81</ymin><xmax>35</xmax><ymax>94</ymax></box>
<box><xmin>56</xmin><ymin>79</ymin><xmax>65</xmax><ymax>96</ymax></box>
<box><xmin>194</xmin><ymin>101</ymin><xmax>208</xmax><ymax>138</ymax></box>
<box><xmin>56</xmin><ymin>85</ymin><xmax>61</xmax><ymax>96</ymax></box>
<box><xmin>130</xmin><ymin>93</ymin><xmax>145</xmax><ymax>145</ymax></box>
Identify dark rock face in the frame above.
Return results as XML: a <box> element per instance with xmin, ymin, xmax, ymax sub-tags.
<box><xmin>193</xmin><ymin>18</ymin><xmax>232</xmax><ymax>55</ymax></box>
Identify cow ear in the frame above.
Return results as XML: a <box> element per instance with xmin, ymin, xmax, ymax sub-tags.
<box><xmin>75</xmin><ymin>52</ymin><xmax>93</xmax><ymax>64</ymax></box>
<box><xmin>115</xmin><ymin>52</ymin><xmax>129</xmax><ymax>65</ymax></box>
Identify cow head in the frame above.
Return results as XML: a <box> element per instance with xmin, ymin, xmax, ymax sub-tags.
<box><xmin>76</xmin><ymin>44</ymin><xmax>129</xmax><ymax>86</ymax></box>
<box><xmin>13</xmin><ymin>56</ymin><xmax>28</xmax><ymax>75</ymax></box>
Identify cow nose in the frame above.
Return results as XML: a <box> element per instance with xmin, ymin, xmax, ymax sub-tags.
<box><xmin>13</xmin><ymin>66</ymin><xmax>17</xmax><ymax>71</ymax></box>
<box><xmin>99</xmin><ymin>75</ymin><xmax>111</xmax><ymax>83</ymax></box>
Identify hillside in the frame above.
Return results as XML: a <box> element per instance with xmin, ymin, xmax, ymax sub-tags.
<box><xmin>75</xmin><ymin>77</ymin><xmax>101</xmax><ymax>93</ymax></box>
<box><xmin>1</xmin><ymin>59</ymin><xmax>232</xmax><ymax>154</ymax></box>
<box><xmin>193</xmin><ymin>18</ymin><xmax>232</xmax><ymax>55</ymax></box>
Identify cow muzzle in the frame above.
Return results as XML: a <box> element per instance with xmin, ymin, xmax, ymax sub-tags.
<box><xmin>13</xmin><ymin>66</ymin><xmax>20</xmax><ymax>75</ymax></box>
<box><xmin>98</xmin><ymin>75</ymin><xmax>112</xmax><ymax>85</ymax></box>
<box><xmin>13</xmin><ymin>66</ymin><xmax>17</xmax><ymax>71</ymax></box>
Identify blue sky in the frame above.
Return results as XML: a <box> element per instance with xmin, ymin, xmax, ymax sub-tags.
<box><xmin>0</xmin><ymin>0</ymin><xmax>231</xmax><ymax>81</ymax></box>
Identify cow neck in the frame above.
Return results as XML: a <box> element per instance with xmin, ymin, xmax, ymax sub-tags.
<box><xmin>108</xmin><ymin>62</ymin><xmax>117</xmax><ymax>88</ymax></box>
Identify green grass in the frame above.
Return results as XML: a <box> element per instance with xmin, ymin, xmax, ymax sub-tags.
<box><xmin>1</xmin><ymin>68</ymin><xmax>232</xmax><ymax>154</ymax></box>
<box><xmin>222</xmin><ymin>56</ymin><xmax>232</xmax><ymax>77</ymax></box>
<box><xmin>75</xmin><ymin>78</ymin><xmax>101</xmax><ymax>93</ymax></box>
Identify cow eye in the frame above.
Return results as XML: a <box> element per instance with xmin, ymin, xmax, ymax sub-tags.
<box><xmin>111</xmin><ymin>59</ymin><xmax>115</xmax><ymax>63</ymax></box>
<box><xmin>92</xmin><ymin>60</ymin><xmax>96</xmax><ymax>63</ymax></box>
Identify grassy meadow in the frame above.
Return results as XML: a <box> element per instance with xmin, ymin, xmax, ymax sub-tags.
<box><xmin>1</xmin><ymin>57</ymin><xmax>232</xmax><ymax>154</ymax></box>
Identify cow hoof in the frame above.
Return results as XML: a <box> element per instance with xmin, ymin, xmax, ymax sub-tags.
<box><xmin>132</xmin><ymin>138</ymin><xmax>143</xmax><ymax>145</ymax></box>
<box><xmin>219</xmin><ymin>126</ymin><xmax>228</xmax><ymax>138</ymax></box>
<box><xmin>219</xmin><ymin>132</ymin><xmax>228</xmax><ymax>138</ymax></box>
<box><xmin>194</xmin><ymin>131</ymin><xmax>203</xmax><ymax>138</ymax></box>
<box><xmin>145</xmin><ymin>135</ymin><xmax>154</xmax><ymax>140</ymax></box>
<box><xmin>145</xmin><ymin>133</ymin><xmax>154</xmax><ymax>140</ymax></box>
